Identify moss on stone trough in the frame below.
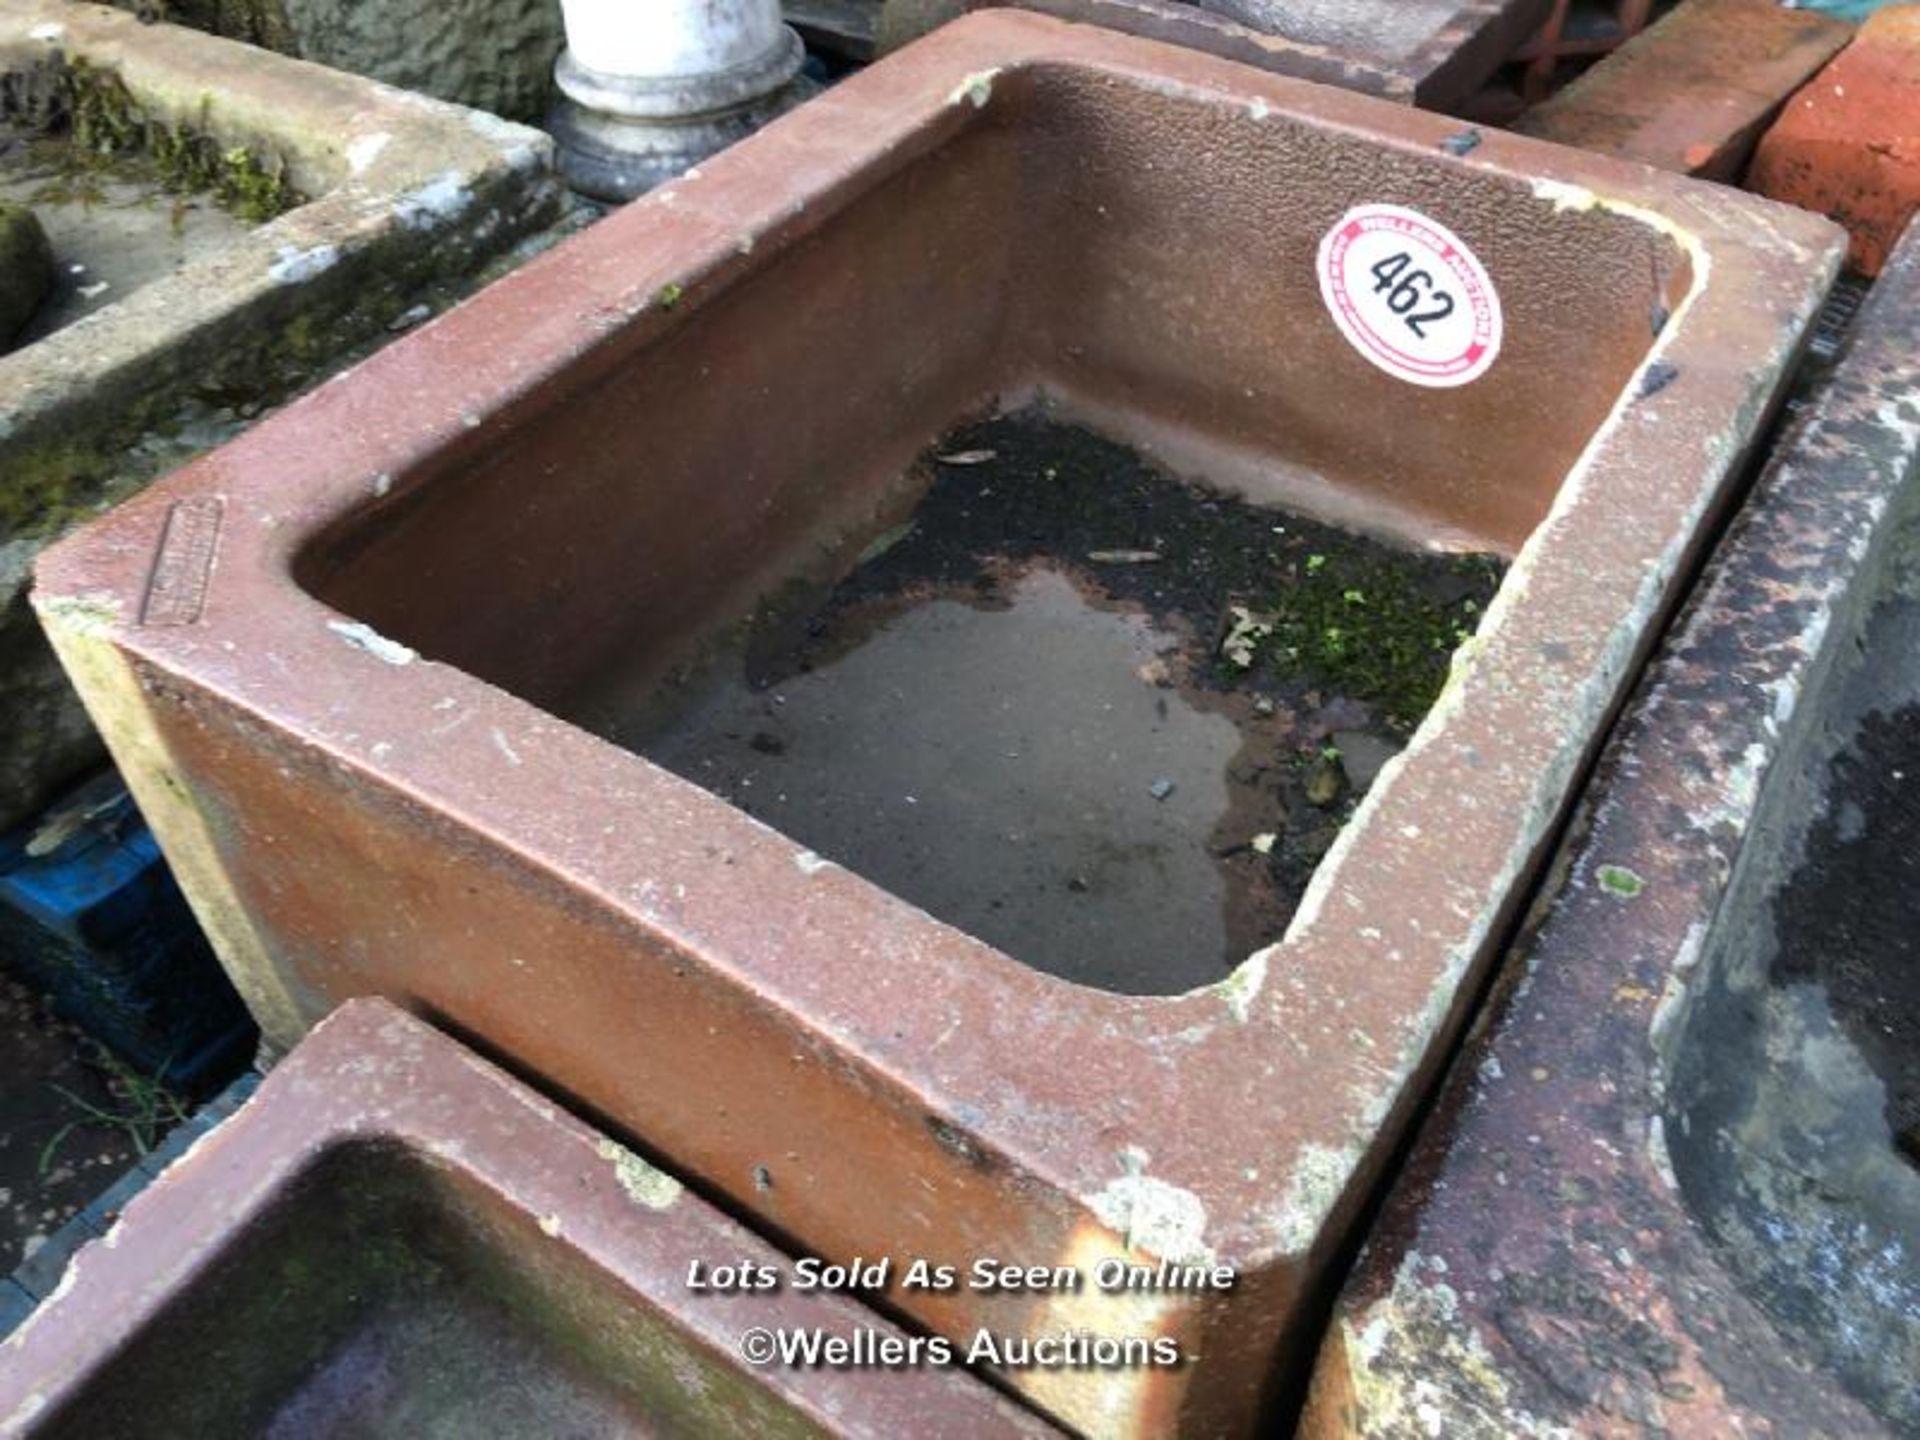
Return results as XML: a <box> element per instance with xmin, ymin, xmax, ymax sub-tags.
<box><xmin>69</xmin><ymin>58</ymin><xmax>300</xmax><ymax>221</ymax></box>
<box><xmin>15</xmin><ymin>55</ymin><xmax>301</xmax><ymax>222</ymax></box>
<box><xmin>0</xmin><ymin>440</ymin><xmax>122</xmax><ymax>543</ymax></box>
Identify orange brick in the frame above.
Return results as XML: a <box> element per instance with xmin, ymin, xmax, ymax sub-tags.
<box><xmin>1749</xmin><ymin>6</ymin><xmax>1920</xmax><ymax>276</ymax></box>
<box><xmin>1515</xmin><ymin>0</ymin><xmax>1853</xmax><ymax>181</ymax></box>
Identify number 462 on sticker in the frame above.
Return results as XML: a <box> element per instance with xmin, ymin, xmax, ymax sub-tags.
<box><xmin>1315</xmin><ymin>203</ymin><xmax>1504</xmax><ymax>389</ymax></box>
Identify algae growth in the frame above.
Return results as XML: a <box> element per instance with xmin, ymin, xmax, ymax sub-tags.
<box><xmin>1239</xmin><ymin>544</ymin><xmax>1499</xmax><ymax>733</ymax></box>
<box><xmin>60</xmin><ymin>58</ymin><xmax>300</xmax><ymax>222</ymax></box>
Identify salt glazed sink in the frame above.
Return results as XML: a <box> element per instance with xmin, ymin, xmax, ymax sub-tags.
<box><xmin>32</xmin><ymin>13</ymin><xmax>1841</xmax><ymax>1435</ymax></box>
<box><xmin>0</xmin><ymin>998</ymin><xmax>1054</xmax><ymax>1437</ymax></box>
<box><xmin>1304</xmin><ymin>223</ymin><xmax>1920</xmax><ymax>1437</ymax></box>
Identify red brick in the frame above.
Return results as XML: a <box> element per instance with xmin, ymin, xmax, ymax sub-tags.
<box><xmin>1750</xmin><ymin>6</ymin><xmax>1920</xmax><ymax>276</ymax></box>
<box><xmin>1515</xmin><ymin>0</ymin><xmax>1853</xmax><ymax>181</ymax></box>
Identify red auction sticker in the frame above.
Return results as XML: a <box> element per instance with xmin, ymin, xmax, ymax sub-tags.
<box><xmin>1315</xmin><ymin>204</ymin><xmax>1503</xmax><ymax>388</ymax></box>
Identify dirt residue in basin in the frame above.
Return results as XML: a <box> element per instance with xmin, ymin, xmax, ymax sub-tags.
<box><xmin>605</xmin><ymin>411</ymin><xmax>1503</xmax><ymax>994</ymax></box>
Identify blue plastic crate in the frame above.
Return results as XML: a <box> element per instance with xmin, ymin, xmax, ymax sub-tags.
<box><xmin>0</xmin><ymin>772</ymin><xmax>254</xmax><ymax>1096</ymax></box>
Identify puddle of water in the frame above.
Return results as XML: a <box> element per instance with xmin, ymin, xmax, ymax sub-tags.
<box><xmin>589</xmin><ymin>412</ymin><xmax>1502</xmax><ymax>994</ymax></box>
<box><xmin>636</xmin><ymin>568</ymin><xmax>1245</xmax><ymax>993</ymax></box>
<box><xmin>0</xmin><ymin>125</ymin><xmax>256</xmax><ymax>347</ymax></box>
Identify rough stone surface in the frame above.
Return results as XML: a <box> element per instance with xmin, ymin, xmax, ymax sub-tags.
<box><xmin>1303</xmin><ymin>219</ymin><xmax>1920</xmax><ymax>1438</ymax></box>
<box><xmin>32</xmin><ymin>14</ymin><xmax>1840</xmax><ymax>1434</ymax></box>
<box><xmin>0</xmin><ymin>0</ymin><xmax>567</xmax><ymax>831</ymax></box>
<box><xmin>1749</xmin><ymin>5</ymin><xmax>1920</xmax><ymax>275</ymax></box>
<box><xmin>125</xmin><ymin>0</ymin><xmax>566</xmax><ymax>121</ymax></box>
<box><xmin>0</xmin><ymin>199</ymin><xmax>52</xmax><ymax>347</ymax></box>
<box><xmin>1515</xmin><ymin>0</ymin><xmax>1853</xmax><ymax>181</ymax></box>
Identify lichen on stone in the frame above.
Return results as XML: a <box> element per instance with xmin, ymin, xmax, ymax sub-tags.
<box><xmin>1597</xmin><ymin>864</ymin><xmax>1645</xmax><ymax>898</ymax></box>
<box><xmin>595</xmin><ymin>1137</ymin><xmax>682</xmax><ymax>1209</ymax></box>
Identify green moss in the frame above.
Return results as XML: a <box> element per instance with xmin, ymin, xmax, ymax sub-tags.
<box><xmin>58</xmin><ymin>58</ymin><xmax>300</xmax><ymax>223</ymax></box>
<box><xmin>656</xmin><ymin>282</ymin><xmax>684</xmax><ymax>310</ymax></box>
<box><xmin>0</xmin><ymin>441</ymin><xmax>117</xmax><ymax>541</ymax></box>
<box><xmin>1248</xmin><ymin>550</ymin><xmax>1502</xmax><ymax>733</ymax></box>
<box><xmin>1597</xmin><ymin>864</ymin><xmax>1645</xmax><ymax>898</ymax></box>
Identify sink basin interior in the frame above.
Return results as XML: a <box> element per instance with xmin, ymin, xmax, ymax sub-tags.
<box><xmin>297</xmin><ymin>62</ymin><xmax>1691</xmax><ymax>993</ymax></box>
<box><xmin>33</xmin><ymin>1139</ymin><xmax>788</xmax><ymax>1439</ymax></box>
<box><xmin>614</xmin><ymin>410</ymin><xmax>1504</xmax><ymax>993</ymax></box>
<box><xmin>1665</xmin><ymin>486</ymin><xmax>1920</xmax><ymax>1433</ymax></box>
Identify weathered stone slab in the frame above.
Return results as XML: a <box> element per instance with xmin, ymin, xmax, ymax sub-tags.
<box><xmin>0</xmin><ymin>0</ymin><xmax>567</xmax><ymax>831</ymax></box>
<box><xmin>117</xmin><ymin>0</ymin><xmax>566</xmax><ymax>121</ymax></box>
<box><xmin>878</xmin><ymin>0</ymin><xmax>1556</xmax><ymax>109</ymax></box>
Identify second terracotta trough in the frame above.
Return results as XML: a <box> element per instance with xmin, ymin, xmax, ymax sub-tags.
<box><xmin>32</xmin><ymin>13</ymin><xmax>1840</xmax><ymax>1435</ymax></box>
<box><xmin>0</xmin><ymin>999</ymin><xmax>1050</xmax><ymax>1437</ymax></box>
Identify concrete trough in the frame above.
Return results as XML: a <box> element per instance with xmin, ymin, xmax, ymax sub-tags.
<box><xmin>0</xmin><ymin>998</ymin><xmax>1054</xmax><ymax>1437</ymax></box>
<box><xmin>877</xmin><ymin>0</ymin><xmax>1557</xmax><ymax>111</ymax></box>
<box><xmin>33</xmin><ymin>13</ymin><xmax>1841</xmax><ymax>1434</ymax></box>
<box><xmin>0</xmin><ymin>0</ymin><xmax>564</xmax><ymax>831</ymax></box>
<box><xmin>1303</xmin><ymin>221</ymin><xmax>1920</xmax><ymax>1437</ymax></box>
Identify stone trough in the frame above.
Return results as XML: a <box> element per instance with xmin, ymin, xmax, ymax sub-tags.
<box><xmin>878</xmin><ymin>0</ymin><xmax>1557</xmax><ymax>110</ymax></box>
<box><xmin>32</xmin><ymin>13</ymin><xmax>1841</xmax><ymax>1434</ymax></box>
<box><xmin>1304</xmin><ymin>221</ymin><xmax>1920</xmax><ymax>1437</ymax></box>
<box><xmin>0</xmin><ymin>998</ymin><xmax>1051</xmax><ymax>1437</ymax></box>
<box><xmin>0</xmin><ymin>0</ymin><xmax>564</xmax><ymax>831</ymax></box>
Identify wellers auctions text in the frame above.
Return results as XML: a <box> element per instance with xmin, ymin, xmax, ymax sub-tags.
<box><xmin>767</xmin><ymin>1326</ymin><xmax>1185</xmax><ymax>1370</ymax></box>
<box><xmin>687</xmin><ymin>1254</ymin><xmax>1238</xmax><ymax>1296</ymax></box>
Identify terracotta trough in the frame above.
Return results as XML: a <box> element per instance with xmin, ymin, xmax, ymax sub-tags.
<box><xmin>1304</xmin><ymin>221</ymin><xmax>1920</xmax><ymax>1437</ymax></box>
<box><xmin>32</xmin><ymin>13</ymin><xmax>1841</xmax><ymax>1434</ymax></box>
<box><xmin>0</xmin><ymin>998</ymin><xmax>1053</xmax><ymax>1438</ymax></box>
